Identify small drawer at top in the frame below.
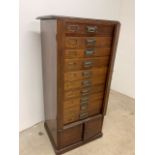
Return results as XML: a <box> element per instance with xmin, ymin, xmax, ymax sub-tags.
<box><xmin>84</xmin><ymin>115</ymin><xmax>102</xmax><ymax>140</ymax></box>
<box><xmin>58</xmin><ymin>124</ymin><xmax>83</xmax><ymax>148</ymax></box>
<box><xmin>65</xmin><ymin>22</ymin><xmax>114</xmax><ymax>36</ymax></box>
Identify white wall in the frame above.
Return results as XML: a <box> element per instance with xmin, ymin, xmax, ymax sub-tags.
<box><xmin>111</xmin><ymin>0</ymin><xmax>135</xmax><ymax>98</ymax></box>
<box><xmin>19</xmin><ymin>0</ymin><xmax>134</xmax><ymax>131</ymax></box>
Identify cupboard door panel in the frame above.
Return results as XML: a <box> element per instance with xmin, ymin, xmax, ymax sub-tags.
<box><xmin>84</xmin><ymin>115</ymin><xmax>102</xmax><ymax>140</ymax></box>
<box><xmin>59</xmin><ymin>124</ymin><xmax>82</xmax><ymax>148</ymax></box>
<box><xmin>65</xmin><ymin>22</ymin><xmax>114</xmax><ymax>36</ymax></box>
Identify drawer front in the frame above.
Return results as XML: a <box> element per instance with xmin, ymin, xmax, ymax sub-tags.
<box><xmin>65</xmin><ymin>22</ymin><xmax>114</xmax><ymax>36</ymax></box>
<box><xmin>64</xmin><ymin>57</ymin><xmax>109</xmax><ymax>71</ymax></box>
<box><xmin>84</xmin><ymin>115</ymin><xmax>102</xmax><ymax>140</ymax></box>
<box><xmin>79</xmin><ymin>99</ymin><xmax>103</xmax><ymax>120</ymax></box>
<box><xmin>64</xmin><ymin>77</ymin><xmax>106</xmax><ymax>91</ymax></box>
<box><xmin>59</xmin><ymin>124</ymin><xmax>82</xmax><ymax>148</ymax></box>
<box><xmin>64</xmin><ymin>48</ymin><xmax>111</xmax><ymax>58</ymax></box>
<box><xmin>64</xmin><ymin>92</ymin><xmax>103</xmax><ymax>108</ymax></box>
<box><xmin>63</xmin><ymin>107</ymin><xmax>80</xmax><ymax>124</ymax></box>
<box><xmin>65</xmin><ymin>37</ymin><xmax>112</xmax><ymax>49</ymax></box>
<box><xmin>64</xmin><ymin>84</ymin><xmax>104</xmax><ymax>100</ymax></box>
<box><xmin>88</xmin><ymin>100</ymin><xmax>102</xmax><ymax>116</ymax></box>
<box><xmin>64</xmin><ymin>67</ymin><xmax>107</xmax><ymax>82</ymax></box>
<box><xmin>63</xmin><ymin>93</ymin><xmax>103</xmax><ymax>124</ymax></box>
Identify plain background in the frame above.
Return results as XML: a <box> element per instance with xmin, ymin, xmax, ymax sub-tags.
<box><xmin>19</xmin><ymin>0</ymin><xmax>134</xmax><ymax>131</ymax></box>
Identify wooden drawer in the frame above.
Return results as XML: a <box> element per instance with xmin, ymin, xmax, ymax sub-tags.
<box><xmin>65</xmin><ymin>22</ymin><xmax>114</xmax><ymax>36</ymax></box>
<box><xmin>64</xmin><ymin>92</ymin><xmax>103</xmax><ymax>108</ymax></box>
<box><xmin>65</xmin><ymin>37</ymin><xmax>112</xmax><ymax>49</ymax></box>
<box><xmin>64</xmin><ymin>76</ymin><xmax>106</xmax><ymax>91</ymax></box>
<box><xmin>64</xmin><ymin>57</ymin><xmax>109</xmax><ymax>71</ymax></box>
<box><xmin>64</xmin><ymin>84</ymin><xmax>104</xmax><ymax>100</ymax></box>
<box><xmin>63</xmin><ymin>92</ymin><xmax>103</xmax><ymax>124</ymax></box>
<box><xmin>79</xmin><ymin>99</ymin><xmax>103</xmax><ymax>120</ymax></box>
<box><xmin>63</xmin><ymin>92</ymin><xmax>103</xmax><ymax>109</ymax></box>
<box><xmin>64</xmin><ymin>67</ymin><xmax>107</xmax><ymax>82</ymax></box>
<box><xmin>63</xmin><ymin>107</ymin><xmax>80</xmax><ymax>124</ymax></box>
<box><xmin>88</xmin><ymin>100</ymin><xmax>102</xmax><ymax>116</ymax></box>
<box><xmin>64</xmin><ymin>48</ymin><xmax>111</xmax><ymax>59</ymax></box>
<box><xmin>63</xmin><ymin>100</ymin><xmax>102</xmax><ymax>124</ymax></box>
<box><xmin>64</xmin><ymin>99</ymin><xmax>103</xmax><ymax>121</ymax></box>
<box><xmin>84</xmin><ymin>115</ymin><xmax>102</xmax><ymax>140</ymax></box>
<box><xmin>59</xmin><ymin>124</ymin><xmax>82</xmax><ymax>148</ymax></box>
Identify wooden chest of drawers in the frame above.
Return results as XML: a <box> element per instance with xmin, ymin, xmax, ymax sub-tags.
<box><xmin>37</xmin><ymin>15</ymin><xmax>120</xmax><ymax>154</ymax></box>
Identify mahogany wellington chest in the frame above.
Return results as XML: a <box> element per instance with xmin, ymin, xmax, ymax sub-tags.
<box><xmin>37</xmin><ymin>15</ymin><xmax>120</xmax><ymax>154</ymax></box>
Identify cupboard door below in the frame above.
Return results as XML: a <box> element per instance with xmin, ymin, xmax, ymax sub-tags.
<box><xmin>59</xmin><ymin>124</ymin><xmax>82</xmax><ymax>148</ymax></box>
<box><xmin>84</xmin><ymin>115</ymin><xmax>102</xmax><ymax>140</ymax></box>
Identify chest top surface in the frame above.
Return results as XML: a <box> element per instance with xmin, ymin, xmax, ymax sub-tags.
<box><xmin>37</xmin><ymin>15</ymin><xmax>120</xmax><ymax>24</ymax></box>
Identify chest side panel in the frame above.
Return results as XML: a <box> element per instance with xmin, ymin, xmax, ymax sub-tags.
<box><xmin>40</xmin><ymin>19</ymin><xmax>57</xmax><ymax>145</ymax></box>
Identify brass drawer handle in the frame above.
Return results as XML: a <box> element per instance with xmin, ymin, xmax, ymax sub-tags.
<box><xmin>81</xmin><ymin>88</ymin><xmax>90</xmax><ymax>96</ymax></box>
<box><xmin>81</xmin><ymin>96</ymin><xmax>89</xmax><ymax>102</ymax></box>
<box><xmin>86</xmin><ymin>26</ymin><xmax>97</xmax><ymax>33</ymax></box>
<box><xmin>86</xmin><ymin>38</ymin><xmax>96</xmax><ymax>46</ymax></box>
<box><xmin>83</xmin><ymin>61</ymin><xmax>93</xmax><ymax>68</ymax></box>
<box><xmin>82</xmin><ymin>80</ymin><xmax>92</xmax><ymax>87</ymax></box>
<box><xmin>82</xmin><ymin>71</ymin><xmax>92</xmax><ymax>78</ymax></box>
<box><xmin>81</xmin><ymin>88</ymin><xmax>90</xmax><ymax>93</ymax></box>
<box><xmin>81</xmin><ymin>92</ymin><xmax>89</xmax><ymax>96</ymax></box>
<box><xmin>80</xmin><ymin>100</ymin><xmax>88</xmax><ymax>105</ymax></box>
<box><xmin>80</xmin><ymin>112</ymin><xmax>88</xmax><ymax>119</ymax></box>
<box><xmin>80</xmin><ymin>97</ymin><xmax>89</xmax><ymax>105</ymax></box>
<box><xmin>85</xmin><ymin>49</ymin><xmax>95</xmax><ymax>56</ymax></box>
<box><xmin>80</xmin><ymin>99</ymin><xmax>89</xmax><ymax>104</ymax></box>
<box><xmin>80</xmin><ymin>103</ymin><xmax>88</xmax><ymax>111</ymax></box>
